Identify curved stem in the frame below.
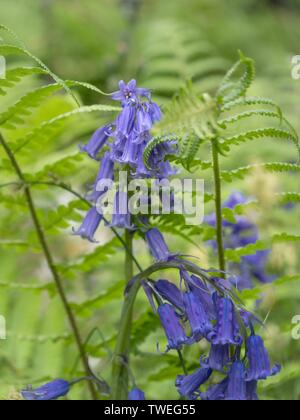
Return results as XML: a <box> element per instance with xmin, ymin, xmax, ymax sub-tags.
<box><xmin>211</xmin><ymin>140</ymin><xmax>226</xmax><ymax>278</ymax></box>
<box><xmin>0</xmin><ymin>134</ymin><xmax>98</xmax><ymax>400</ymax></box>
<box><xmin>111</xmin><ymin>230</ymin><xmax>134</xmax><ymax>400</ymax></box>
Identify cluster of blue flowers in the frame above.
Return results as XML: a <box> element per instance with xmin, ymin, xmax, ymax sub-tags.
<box><xmin>22</xmin><ymin>81</ymin><xmax>280</xmax><ymax>401</ymax></box>
<box><xmin>73</xmin><ymin>79</ymin><xmax>176</xmax><ymax>242</ymax></box>
<box><xmin>206</xmin><ymin>192</ymin><xmax>274</xmax><ymax>290</ymax></box>
<box><xmin>144</xmin><ymin>232</ymin><xmax>280</xmax><ymax>400</ymax></box>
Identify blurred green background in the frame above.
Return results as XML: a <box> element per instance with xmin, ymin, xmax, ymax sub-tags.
<box><xmin>0</xmin><ymin>0</ymin><xmax>300</xmax><ymax>400</ymax></box>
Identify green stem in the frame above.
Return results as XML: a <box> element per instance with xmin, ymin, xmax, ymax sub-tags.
<box><xmin>0</xmin><ymin>134</ymin><xmax>98</xmax><ymax>400</ymax></box>
<box><xmin>111</xmin><ymin>229</ymin><xmax>134</xmax><ymax>400</ymax></box>
<box><xmin>211</xmin><ymin>139</ymin><xmax>226</xmax><ymax>278</ymax></box>
<box><xmin>177</xmin><ymin>350</ymin><xmax>188</xmax><ymax>375</ymax></box>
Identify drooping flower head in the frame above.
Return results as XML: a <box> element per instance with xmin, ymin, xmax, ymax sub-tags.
<box><xmin>128</xmin><ymin>388</ymin><xmax>146</xmax><ymax>400</ymax></box>
<box><xmin>87</xmin><ymin>151</ymin><xmax>114</xmax><ymax>203</ymax></box>
<box><xmin>145</xmin><ymin>228</ymin><xmax>175</xmax><ymax>262</ymax></box>
<box><xmin>246</xmin><ymin>334</ymin><xmax>281</xmax><ymax>382</ymax></box>
<box><xmin>154</xmin><ymin>279</ymin><xmax>185</xmax><ymax>312</ymax></box>
<box><xmin>201</xmin><ymin>378</ymin><xmax>228</xmax><ymax>401</ymax></box>
<box><xmin>73</xmin><ymin>207</ymin><xmax>102</xmax><ymax>243</ymax></box>
<box><xmin>176</xmin><ymin>367</ymin><xmax>212</xmax><ymax>400</ymax></box>
<box><xmin>21</xmin><ymin>379</ymin><xmax>70</xmax><ymax>401</ymax></box>
<box><xmin>201</xmin><ymin>344</ymin><xmax>230</xmax><ymax>372</ymax></box>
<box><xmin>80</xmin><ymin>124</ymin><xmax>113</xmax><ymax>161</ymax></box>
<box><xmin>225</xmin><ymin>361</ymin><xmax>247</xmax><ymax>401</ymax></box>
<box><xmin>157</xmin><ymin>304</ymin><xmax>189</xmax><ymax>351</ymax></box>
<box><xmin>183</xmin><ymin>291</ymin><xmax>212</xmax><ymax>340</ymax></box>
<box><xmin>208</xmin><ymin>296</ymin><xmax>242</xmax><ymax>346</ymax></box>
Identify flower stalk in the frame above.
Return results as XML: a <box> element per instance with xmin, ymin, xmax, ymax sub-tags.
<box><xmin>211</xmin><ymin>139</ymin><xmax>226</xmax><ymax>278</ymax></box>
<box><xmin>111</xmin><ymin>230</ymin><xmax>135</xmax><ymax>400</ymax></box>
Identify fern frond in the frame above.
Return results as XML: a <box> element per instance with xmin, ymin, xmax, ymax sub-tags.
<box><xmin>140</xmin><ymin>20</ymin><xmax>226</xmax><ymax>98</ymax></box>
<box><xmin>0</xmin><ymin>84</ymin><xmax>69</xmax><ymax>128</ymax></box>
<box><xmin>226</xmin><ymin>233</ymin><xmax>300</xmax><ymax>263</ymax></box>
<box><xmin>0</xmin><ymin>23</ymin><xmax>81</xmax><ymax>106</ymax></box>
<box><xmin>0</xmin><ymin>80</ymin><xmax>115</xmax><ymax>130</ymax></box>
<box><xmin>276</xmin><ymin>192</ymin><xmax>300</xmax><ymax>204</ymax></box>
<box><xmin>217</xmin><ymin>52</ymin><xmax>255</xmax><ymax>103</ymax></box>
<box><xmin>221</xmin><ymin>128</ymin><xmax>299</xmax><ymax>155</ymax></box>
<box><xmin>7</xmin><ymin>332</ymin><xmax>71</xmax><ymax>343</ymax></box>
<box><xmin>0</xmin><ymin>67</ymin><xmax>47</xmax><ymax>96</ymax></box>
<box><xmin>70</xmin><ymin>280</ymin><xmax>124</xmax><ymax>314</ymax></box>
<box><xmin>221</xmin><ymin>162</ymin><xmax>300</xmax><ymax>182</ymax></box>
<box><xmin>225</xmin><ymin>240</ymin><xmax>268</xmax><ymax>263</ymax></box>
<box><xmin>11</xmin><ymin>104</ymin><xmax>120</xmax><ymax>154</ymax></box>
<box><xmin>272</xmin><ymin>233</ymin><xmax>300</xmax><ymax>243</ymax></box>
<box><xmin>220</xmin><ymin>96</ymin><xmax>282</xmax><ymax>117</ymax></box>
<box><xmin>218</xmin><ymin>110</ymin><xmax>282</xmax><ymax>128</ymax></box>
<box><xmin>143</xmin><ymin>134</ymin><xmax>179</xmax><ymax>170</ymax></box>
<box><xmin>57</xmin><ymin>238</ymin><xmax>119</xmax><ymax>280</ymax></box>
<box><xmin>0</xmin><ymin>280</ymin><xmax>53</xmax><ymax>292</ymax></box>
<box><xmin>29</xmin><ymin>153</ymin><xmax>84</xmax><ymax>181</ymax></box>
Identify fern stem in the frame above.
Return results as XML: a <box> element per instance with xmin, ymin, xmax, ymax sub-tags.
<box><xmin>111</xmin><ymin>229</ymin><xmax>134</xmax><ymax>400</ymax></box>
<box><xmin>211</xmin><ymin>139</ymin><xmax>226</xmax><ymax>278</ymax></box>
<box><xmin>0</xmin><ymin>134</ymin><xmax>98</xmax><ymax>400</ymax></box>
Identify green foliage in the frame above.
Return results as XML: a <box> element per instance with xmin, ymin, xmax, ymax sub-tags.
<box><xmin>0</xmin><ymin>0</ymin><xmax>300</xmax><ymax>401</ymax></box>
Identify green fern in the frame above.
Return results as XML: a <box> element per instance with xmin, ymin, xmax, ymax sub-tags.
<box><xmin>10</xmin><ymin>104</ymin><xmax>119</xmax><ymax>155</ymax></box>
<box><xmin>0</xmin><ymin>67</ymin><xmax>47</xmax><ymax>96</ymax></box>
<box><xmin>148</xmin><ymin>52</ymin><xmax>299</xmax><ymax>172</ymax></box>
<box><xmin>138</xmin><ymin>19</ymin><xmax>229</xmax><ymax>100</ymax></box>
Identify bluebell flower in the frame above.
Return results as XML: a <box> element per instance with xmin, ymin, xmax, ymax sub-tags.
<box><xmin>158</xmin><ymin>303</ymin><xmax>189</xmax><ymax>351</ymax></box>
<box><xmin>128</xmin><ymin>388</ymin><xmax>146</xmax><ymax>400</ymax></box>
<box><xmin>224</xmin><ymin>192</ymin><xmax>248</xmax><ymax>209</ymax></box>
<box><xmin>206</xmin><ymin>192</ymin><xmax>274</xmax><ymax>290</ymax></box>
<box><xmin>176</xmin><ymin>367</ymin><xmax>212</xmax><ymax>400</ymax></box>
<box><xmin>155</xmin><ymin>279</ymin><xmax>184</xmax><ymax>311</ymax></box>
<box><xmin>246</xmin><ymin>381</ymin><xmax>259</xmax><ymax>401</ymax></box>
<box><xmin>183</xmin><ymin>291</ymin><xmax>212</xmax><ymax>340</ymax></box>
<box><xmin>145</xmin><ymin>228</ymin><xmax>174</xmax><ymax>262</ymax></box>
<box><xmin>135</xmin><ymin>105</ymin><xmax>153</xmax><ymax>136</ymax></box>
<box><xmin>87</xmin><ymin>151</ymin><xmax>114</xmax><ymax>202</ymax></box>
<box><xmin>246</xmin><ymin>335</ymin><xmax>281</xmax><ymax>381</ymax></box>
<box><xmin>73</xmin><ymin>207</ymin><xmax>102</xmax><ymax>242</ymax></box>
<box><xmin>80</xmin><ymin>125</ymin><xmax>112</xmax><ymax>161</ymax></box>
<box><xmin>112</xmin><ymin>191</ymin><xmax>133</xmax><ymax>230</ymax></box>
<box><xmin>112</xmin><ymin>136</ymin><xmax>139</xmax><ymax>165</ymax></box>
<box><xmin>146</xmin><ymin>102</ymin><xmax>162</xmax><ymax>123</ymax></box>
<box><xmin>115</xmin><ymin>104</ymin><xmax>136</xmax><ymax>138</ymax></box>
<box><xmin>22</xmin><ymin>379</ymin><xmax>70</xmax><ymax>401</ymax></box>
<box><xmin>201</xmin><ymin>378</ymin><xmax>228</xmax><ymax>401</ymax></box>
<box><xmin>225</xmin><ymin>361</ymin><xmax>247</xmax><ymax>401</ymax></box>
<box><xmin>201</xmin><ymin>344</ymin><xmax>230</xmax><ymax>372</ymax></box>
<box><xmin>185</xmin><ymin>274</ymin><xmax>215</xmax><ymax>320</ymax></box>
<box><xmin>111</xmin><ymin>79</ymin><xmax>150</xmax><ymax>105</ymax></box>
<box><xmin>208</xmin><ymin>296</ymin><xmax>242</xmax><ymax>346</ymax></box>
